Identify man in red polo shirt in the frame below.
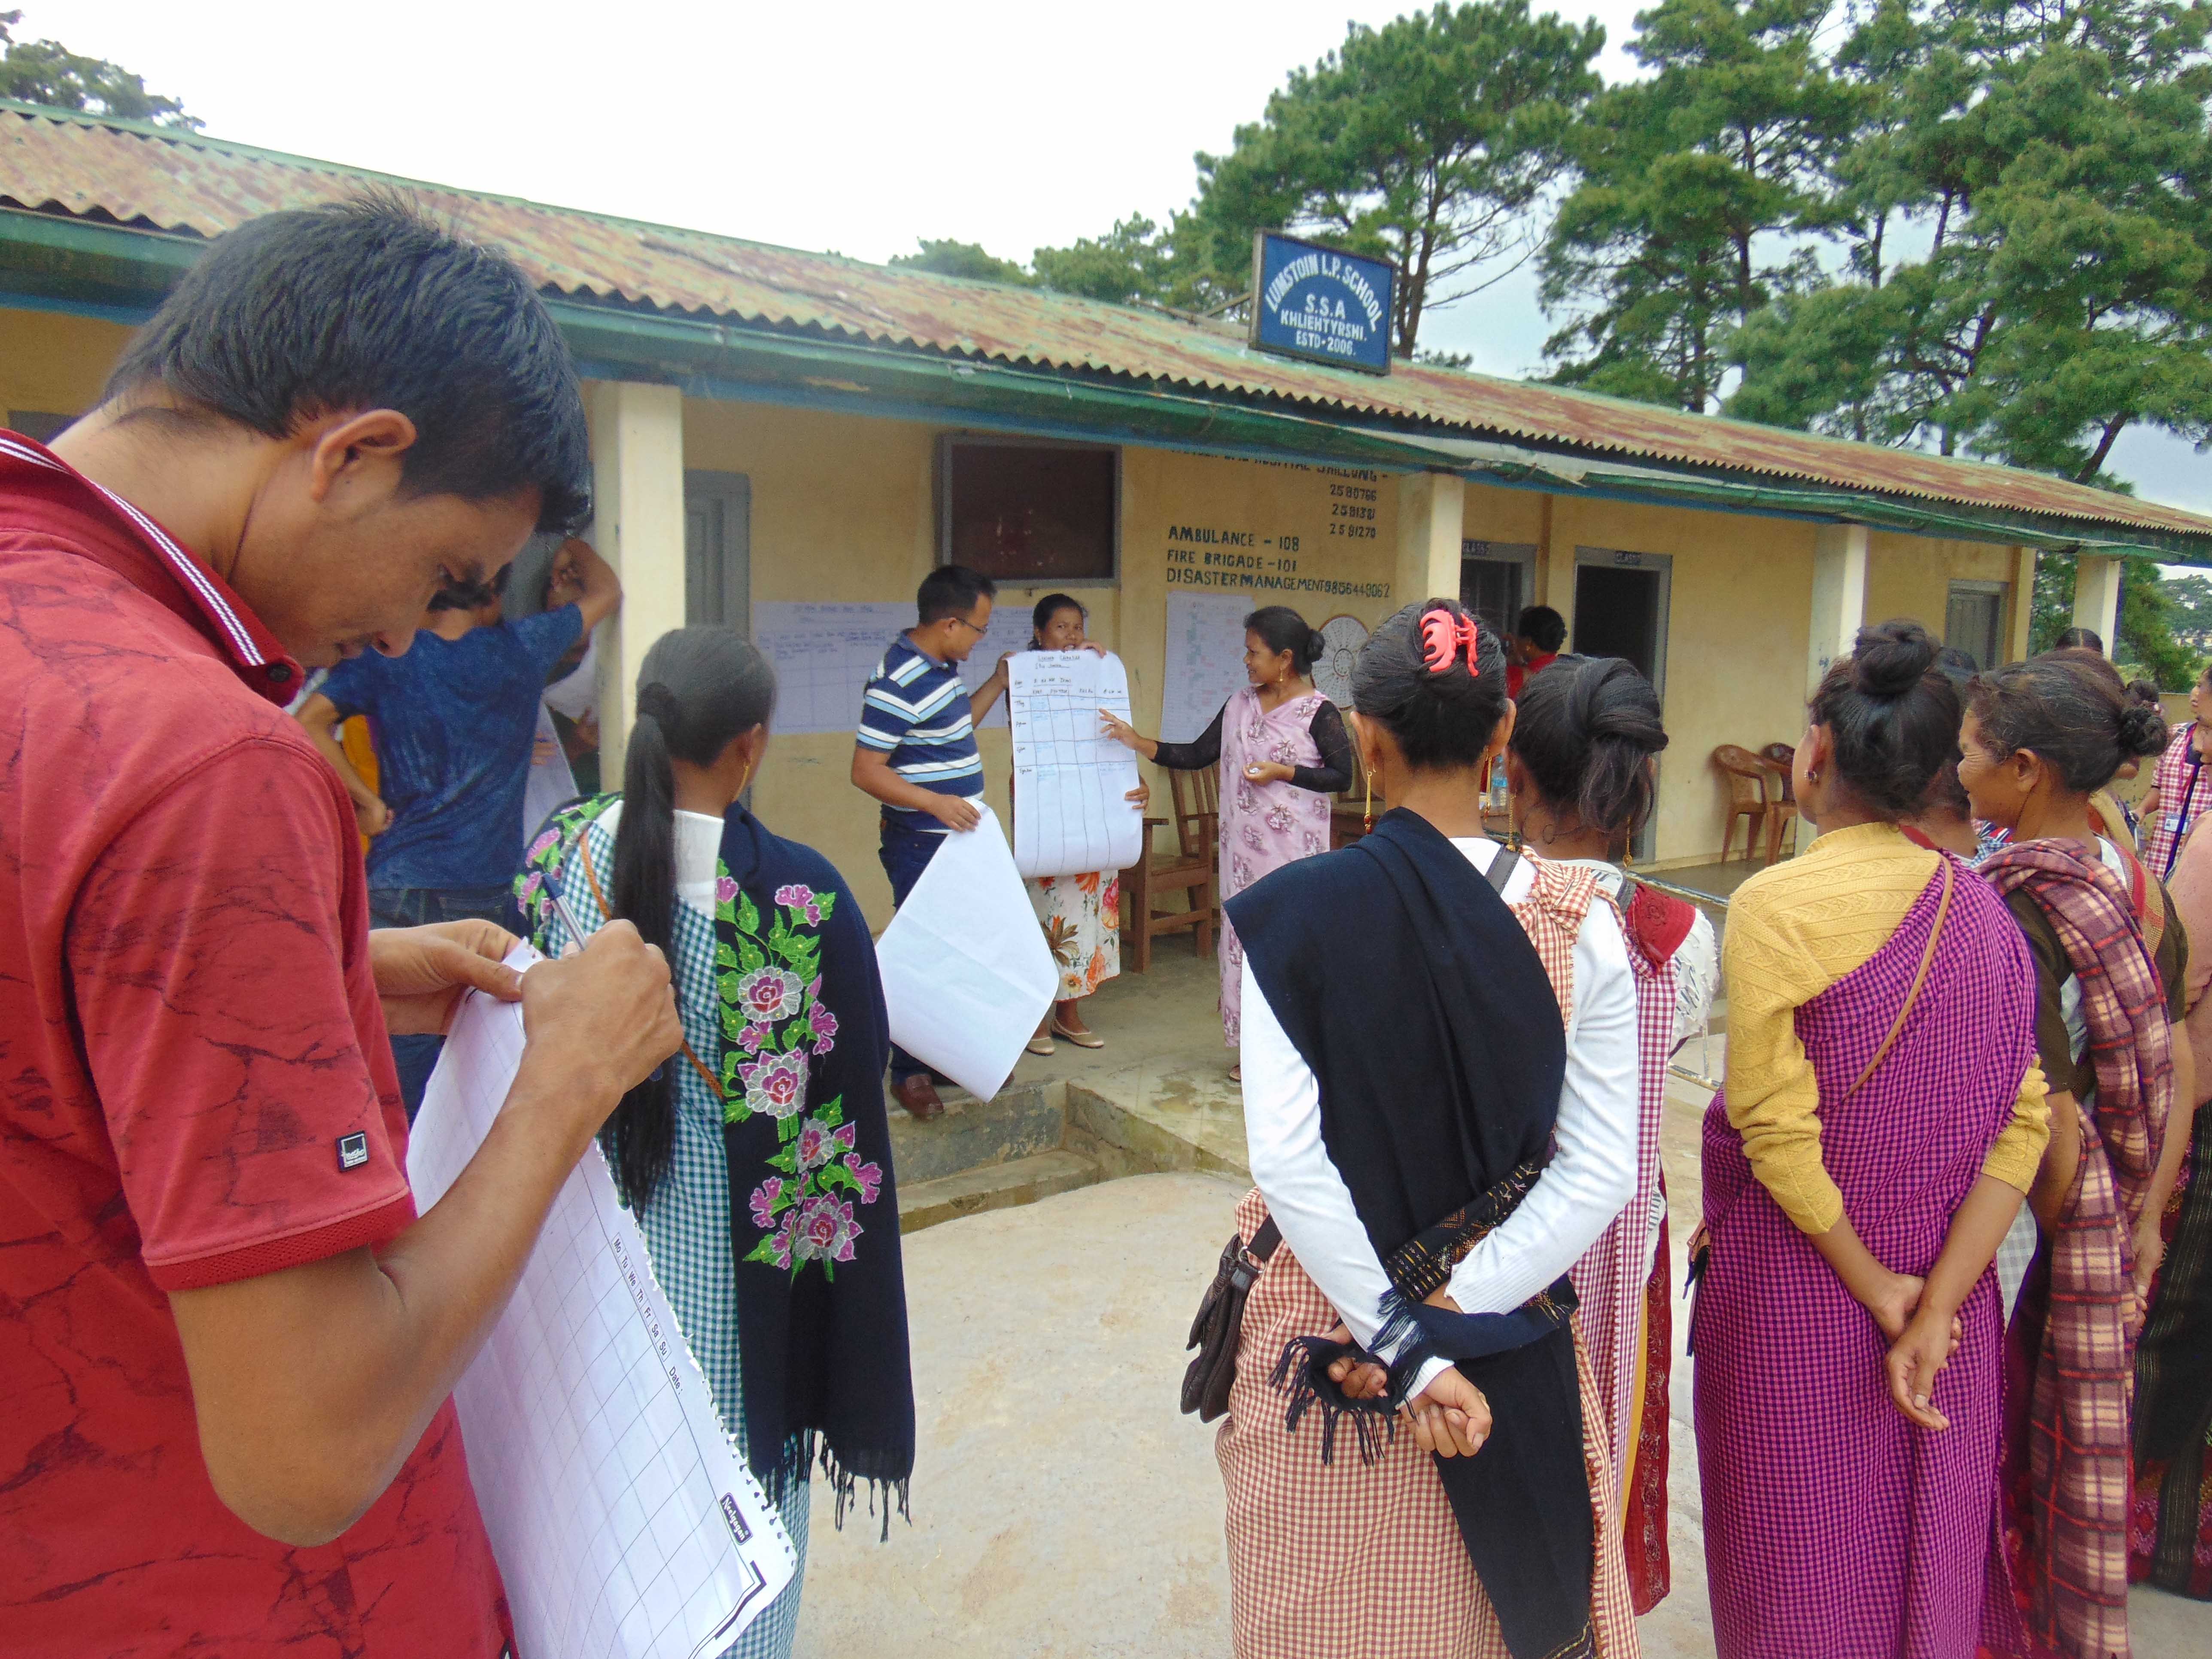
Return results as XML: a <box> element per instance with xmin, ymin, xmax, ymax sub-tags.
<box><xmin>0</xmin><ymin>200</ymin><xmax>683</xmax><ymax>1656</ymax></box>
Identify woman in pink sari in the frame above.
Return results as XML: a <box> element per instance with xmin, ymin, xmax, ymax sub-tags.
<box><xmin>1103</xmin><ymin>606</ymin><xmax>1351</xmax><ymax>1076</ymax></box>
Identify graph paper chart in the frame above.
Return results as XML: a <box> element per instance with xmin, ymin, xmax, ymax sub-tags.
<box><xmin>408</xmin><ymin>952</ymin><xmax>796</xmax><ymax>1659</ymax></box>
<box><xmin>1160</xmin><ymin>590</ymin><xmax>1256</xmax><ymax>743</ymax></box>
<box><xmin>752</xmin><ymin>600</ymin><xmax>1030</xmax><ymax>737</ymax></box>
<box><xmin>750</xmin><ymin>602</ymin><xmax>912</xmax><ymax>737</ymax></box>
<box><xmin>1006</xmin><ymin>650</ymin><xmax>1142</xmax><ymax>880</ymax></box>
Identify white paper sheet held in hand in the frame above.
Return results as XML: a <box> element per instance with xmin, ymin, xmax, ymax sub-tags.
<box><xmin>1008</xmin><ymin>650</ymin><xmax>1143</xmax><ymax>880</ymax></box>
<box><xmin>409</xmin><ymin>950</ymin><xmax>796</xmax><ymax>1659</ymax></box>
<box><xmin>875</xmin><ymin>805</ymin><xmax>1057</xmax><ymax>1101</ymax></box>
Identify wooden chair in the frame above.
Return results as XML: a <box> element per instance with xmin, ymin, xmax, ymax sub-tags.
<box><xmin>1119</xmin><ymin>766</ymin><xmax>1218</xmax><ymax>972</ymax></box>
<box><xmin>1713</xmin><ymin>745</ymin><xmax>1771</xmax><ymax>863</ymax></box>
<box><xmin>1756</xmin><ymin>743</ymin><xmax>1802</xmax><ymax>863</ymax></box>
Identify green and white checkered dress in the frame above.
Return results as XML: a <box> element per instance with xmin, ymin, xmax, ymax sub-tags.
<box><xmin>540</xmin><ymin>806</ymin><xmax>811</xmax><ymax>1659</ymax></box>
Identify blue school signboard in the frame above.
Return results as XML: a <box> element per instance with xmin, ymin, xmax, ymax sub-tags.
<box><xmin>1248</xmin><ymin>231</ymin><xmax>1395</xmax><ymax>376</ymax></box>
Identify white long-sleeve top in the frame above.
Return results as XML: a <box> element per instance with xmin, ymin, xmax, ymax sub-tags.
<box><xmin>1240</xmin><ymin>836</ymin><xmax>1640</xmax><ymax>1397</ymax></box>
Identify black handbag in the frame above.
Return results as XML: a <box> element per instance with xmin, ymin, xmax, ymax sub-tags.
<box><xmin>1180</xmin><ymin>1216</ymin><xmax>1280</xmax><ymax>1421</ymax></box>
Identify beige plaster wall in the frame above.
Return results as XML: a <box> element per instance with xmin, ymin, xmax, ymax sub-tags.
<box><xmin>1462</xmin><ymin>493</ymin><xmax>2027</xmax><ymax>869</ymax></box>
<box><xmin>0</xmin><ymin>307</ymin><xmax>128</xmax><ymax>426</ymax></box>
<box><xmin>0</xmin><ymin>298</ymin><xmax>2037</xmax><ymax>887</ymax></box>
<box><xmin>683</xmin><ymin>400</ymin><xmax>1413</xmax><ymax>926</ymax></box>
<box><xmin>1863</xmin><ymin>534</ymin><xmax>2023</xmax><ymax>651</ymax></box>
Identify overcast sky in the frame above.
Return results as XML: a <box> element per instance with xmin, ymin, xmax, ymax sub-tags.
<box><xmin>31</xmin><ymin>0</ymin><xmax>2212</xmax><ymax>513</ymax></box>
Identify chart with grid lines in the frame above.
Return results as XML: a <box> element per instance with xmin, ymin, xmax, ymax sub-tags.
<box><xmin>1007</xmin><ymin>650</ymin><xmax>1142</xmax><ymax>879</ymax></box>
<box><xmin>408</xmin><ymin>952</ymin><xmax>796</xmax><ymax>1659</ymax></box>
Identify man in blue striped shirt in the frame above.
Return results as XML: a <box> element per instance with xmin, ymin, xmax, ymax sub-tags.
<box><xmin>852</xmin><ymin>564</ymin><xmax>1010</xmax><ymax>1118</ymax></box>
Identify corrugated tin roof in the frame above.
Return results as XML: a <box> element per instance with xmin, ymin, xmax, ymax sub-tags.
<box><xmin>3</xmin><ymin>99</ymin><xmax>2208</xmax><ymax>543</ymax></box>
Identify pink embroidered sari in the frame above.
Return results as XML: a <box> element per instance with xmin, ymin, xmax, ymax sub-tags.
<box><xmin>1216</xmin><ymin>684</ymin><xmax>1333</xmax><ymax>1045</ymax></box>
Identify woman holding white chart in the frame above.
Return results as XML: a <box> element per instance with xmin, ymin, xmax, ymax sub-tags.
<box><xmin>1103</xmin><ymin>605</ymin><xmax>1352</xmax><ymax>1077</ymax></box>
<box><xmin>1014</xmin><ymin>594</ymin><xmax>1151</xmax><ymax>1054</ymax></box>
<box><xmin>515</xmin><ymin>628</ymin><xmax>915</xmax><ymax>1659</ymax></box>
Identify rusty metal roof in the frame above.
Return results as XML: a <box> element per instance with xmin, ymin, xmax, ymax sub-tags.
<box><xmin>4</xmin><ymin>99</ymin><xmax>2209</xmax><ymax>543</ymax></box>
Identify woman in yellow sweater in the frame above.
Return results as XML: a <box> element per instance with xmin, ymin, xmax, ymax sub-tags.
<box><xmin>1695</xmin><ymin>620</ymin><xmax>2049</xmax><ymax>1659</ymax></box>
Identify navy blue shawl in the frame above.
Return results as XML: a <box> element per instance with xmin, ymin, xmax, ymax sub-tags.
<box><xmin>1228</xmin><ymin>808</ymin><xmax>1595</xmax><ymax>1659</ymax></box>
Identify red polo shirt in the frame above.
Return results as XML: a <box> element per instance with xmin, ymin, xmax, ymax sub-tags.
<box><xmin>0</xmin><ymin>433</ymin><xmax>512</xmax><ymax>1657</ymax></box>
<box><xmin>1507</xmin><ymin>649</ymin><xmax>1559</xmax><ymax>699</ymax></box>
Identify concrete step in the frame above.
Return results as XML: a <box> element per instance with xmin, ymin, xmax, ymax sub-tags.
<box><xmin>898</xmin><ymin>1148</ymin><xmax>1103</xmax><ymax>1233</ymax></box>
<box><xmin>886</xmin><ymin>1076</ymin><xmax>1064</xmax><ymax>1186</ymax></box>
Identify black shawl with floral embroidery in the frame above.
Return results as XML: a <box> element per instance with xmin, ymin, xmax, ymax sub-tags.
<box><xmin>518</xmin><ymin>798</ymin><xmax>914</xmax><ymax>1531</ymax></box>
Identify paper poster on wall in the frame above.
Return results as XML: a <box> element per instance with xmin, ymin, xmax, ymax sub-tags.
<box><xmin>1161</xmin><ymin>589</ymin><xmax>1256</xmax><ymax>744</ymax></box>
<box><xmin>1007</xmin><ymin>651</ymin><xmax>1142</xmax><ymax>879</ymax></box>
<box><xmin>410</xmin><ymin>952</ymin><xmax>798</xmax><ymax>1659</ymax></box>
<box><xmin>874</xmin><ymin>807</ymin><xmax>1057</xmax><ymax>1102</ymax></box>
<box><xmin>751</xmin><ymin>602</ymin><xmax>914</xmax><ymax>737</ymax></box>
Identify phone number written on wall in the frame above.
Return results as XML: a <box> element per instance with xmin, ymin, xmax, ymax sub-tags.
<box><xmin>1164</xmin><ymin>524</ymin><xmax>1389</xmax><ymax>599</ymax></box>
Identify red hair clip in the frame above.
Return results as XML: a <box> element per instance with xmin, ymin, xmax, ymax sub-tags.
<box><xmin>1419</xmin><ymin>608</ymin><xmax>1481</xmax><ymax>675</ymax></box>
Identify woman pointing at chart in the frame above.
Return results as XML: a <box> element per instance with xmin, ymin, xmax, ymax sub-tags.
<box><xmin>1102</xmin><ymin>605</ymin><xmax>1351</xmax><ymax>1079</ymax></box>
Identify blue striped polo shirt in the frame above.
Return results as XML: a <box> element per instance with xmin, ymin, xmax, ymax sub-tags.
<box><xmin>856</xmin><ymin>634</ymin><xmax>984</xmax><ymax>830</ymax></box>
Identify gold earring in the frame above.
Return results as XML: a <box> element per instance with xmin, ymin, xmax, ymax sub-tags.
<box><xmin>1364</xmin><ymin>758</ymin><xmax>1378</xmax><ymax>834</ymax></box>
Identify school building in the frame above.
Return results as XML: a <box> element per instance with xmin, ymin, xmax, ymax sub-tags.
<box><xmin>7</xmin><ymin>98</ymin><xmax>2212</xmax><ymax>922</ymax></box>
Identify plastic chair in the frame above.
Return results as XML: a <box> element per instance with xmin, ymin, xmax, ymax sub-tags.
<box><xmin>1713</xmin><ymin>745</ymin><xmax>1771</xmax><ymax>863</ymax></box>
<box><xmin>1755</xmin><ymin>744</ymin><xmax>1801</xmax><ymax>862</ymax></box>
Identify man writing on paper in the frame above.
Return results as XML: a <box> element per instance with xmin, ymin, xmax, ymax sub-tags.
<box><xmin>851</xmin><ymin>563</ymin><xmax>1007</xmax><ymax>1121</ymax></box>
<box><xmin>0</xmin><ymin>200</ymin><xmax>683</xmax><ymax>1658</ymax></box>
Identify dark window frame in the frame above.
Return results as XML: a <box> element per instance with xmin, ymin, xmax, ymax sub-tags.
<box><xmin>935</xmin><ymin>433</ymin><xmax>1121</xmax><ymax>586</ymax></box>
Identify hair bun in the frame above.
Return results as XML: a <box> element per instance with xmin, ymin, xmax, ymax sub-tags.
<box><xmin>1850</xmin><ymin>619</ymin><xmax>1936</xmax><ymax>699</ymax></box>
<box><xmin>2118</xmin><ymin>696</ymin><xmax>2169</xmax><ymax>758</ymax></box>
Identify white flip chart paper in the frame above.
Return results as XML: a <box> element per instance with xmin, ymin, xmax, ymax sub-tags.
<box><xmin>875</xmin><ymin>806</ymin><xmax>1058</xmax><ymax>1101</ymax></box>
<box><xmin>1161</xmin><ymin>590</ymin><xmax>1256</xmax><ymax>743</ymax></box>
<box><xmin>751</xmin><ymin>601</ymin><xmax>912</xmax><ymax>736</ymax></box>
<box><xmin>1007</xmin><ymin>650</ymin><xmax>1143</xmax><ymax>880</ymax></box>
<box><xmin>409</xmin><ymin>954</ymin><xmax>797</xmax><ymax>1659</ymax></box>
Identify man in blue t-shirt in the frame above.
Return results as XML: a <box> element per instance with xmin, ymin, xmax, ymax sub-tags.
<box><xmin>298</xmin><ymin>536</ymin><xmax>621</xmax><ymax>1112</ymax></box>
<box><xmin>851</xmin><ymin>563</ymin><xmax>1010</xmax><ymax>1120</ymax></box>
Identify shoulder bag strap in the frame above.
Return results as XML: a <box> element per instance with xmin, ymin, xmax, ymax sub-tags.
<box><xmin>1249</xmin><ymin>1215</ymin><xmax>1282</xmax><ymax>1263</ymax></box>
<box><xmin>1841</xmin><ymin>857</ymin><xmax>1956</xmax><ymax>1104</ymax></box>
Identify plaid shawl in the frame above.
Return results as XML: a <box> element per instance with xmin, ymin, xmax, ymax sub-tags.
<box><xmin>1981</xmin><ymin>839</ymin><xmax>2172</xmax><ymax>1659</ymax></box>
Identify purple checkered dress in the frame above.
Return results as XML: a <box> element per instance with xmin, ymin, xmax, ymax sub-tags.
<box><xmin>1694</xmin><ymin>857</ymin><xmax>2039</xmax><ymax>1659</ymax></box>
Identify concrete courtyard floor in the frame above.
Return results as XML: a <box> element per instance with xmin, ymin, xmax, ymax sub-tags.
<box><xmin>796</xmin><ymin>944</ymin><xmax>2208</xmax><ymax>1657</ymax></box>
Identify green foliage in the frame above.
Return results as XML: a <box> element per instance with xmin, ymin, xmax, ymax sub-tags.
<box><xmin>2163</xmin><ymin>569</ymin><xmax>2212</xmax><ymax>644</ymax></box>
<box><xmin>1030</xmin><ymin>215</ymin><xmax>1185</xmax><ymax>305</ymax></box>
<box><xmin>0</xmin><ymin>11</ymin><xmax>196</xmax><ymax>128</ymax></box>
<box><xmin>1025</xmin><ymin>3</ymin><xmax>1601</xmax><ymax>343</ymax></box>
<box><xmin>1184</xmin><ymin>1</ymin><xmax>1604</xmax><ymax>353</ymax></box>
<box><xmin>905</xmin><ymin>0</ymin><xmax>2212</xmax><ymax>507</ymax></box>
<box><xmin>1540</xmin><ymin>0</ymin><xmax>1863</xmax><ymax>409</ymax></box>
<box><xmin>2119</xmin><ymin>564</ymin><xmax>2205</xmax><ymax>689</ymax></box>
<box><xmin>1726</xmin><ymin>0</ymin><xmax>2212</xmax><ymax>483</ymax></box>
<box><xmin>2029</xmin><ymin>549</ymin><xmax>2076</xmax><ymax>654</ymax></box>
<box><xmin>886</xmin><ymin>238</ymin><xmax>1033</xmax><ymax>286</ymax></box>
<box><xmin>2028</xmin><ymin>550</ymin><xmax>2204</xmax><ymax>687</ymax></box>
